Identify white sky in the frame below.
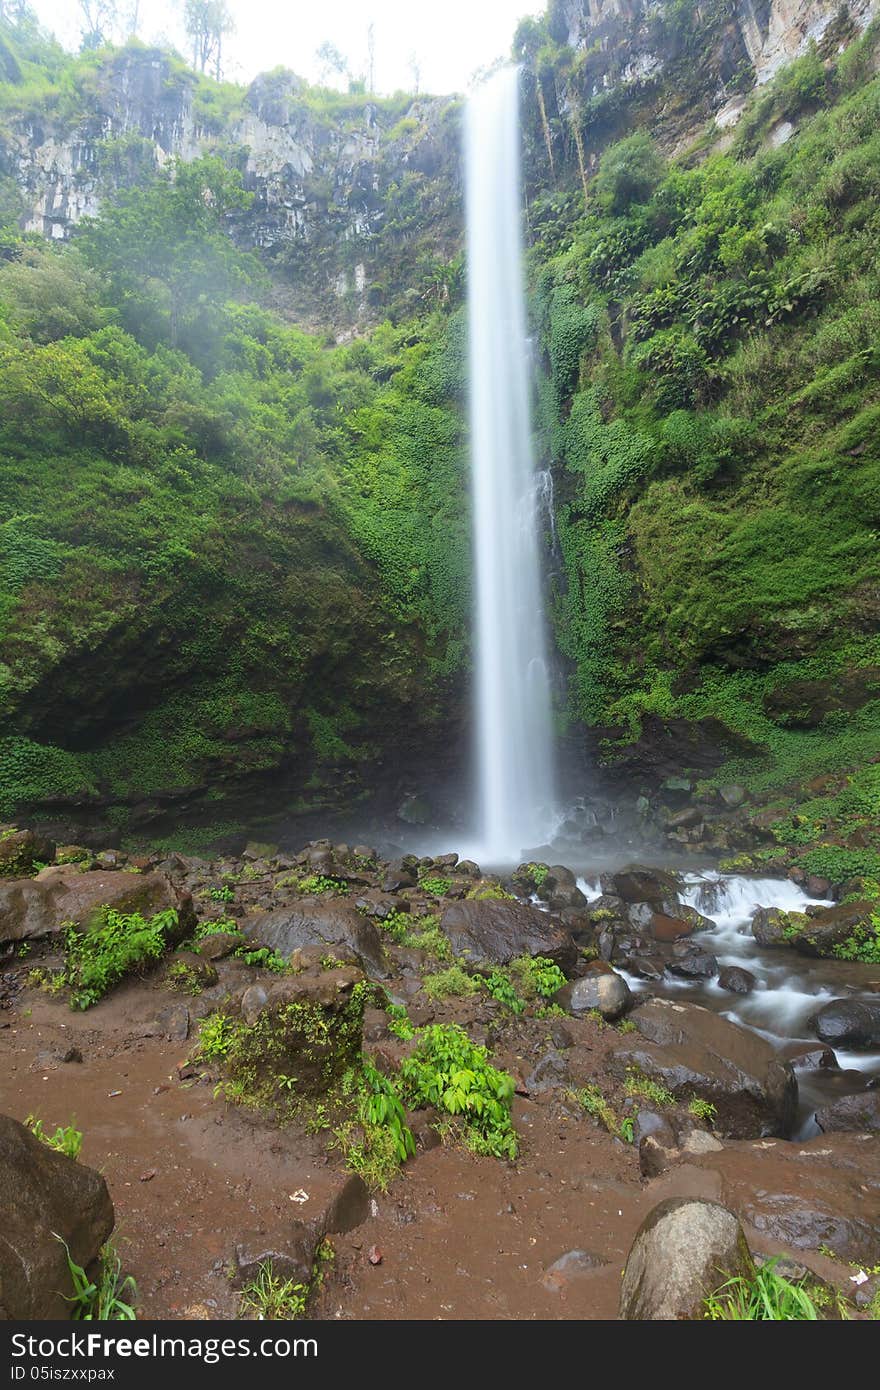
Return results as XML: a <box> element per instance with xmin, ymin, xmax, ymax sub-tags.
<box><xmin>30</xmin><ymin>1</ymin><xmax>541</xmax><ymax>95</ymax></box>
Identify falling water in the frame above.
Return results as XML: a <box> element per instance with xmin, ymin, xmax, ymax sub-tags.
<box><xmin>466</xmin><ymin>67</ymin><xmax>556</xmax><ymax>861</ymax></box>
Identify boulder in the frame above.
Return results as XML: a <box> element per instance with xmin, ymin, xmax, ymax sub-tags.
<box><xmin>195</xmin><ymin>931</ymin><xmax>243</xmax><ymax>961</ymax></box>
<box><xmin>611</xmin><ymin>998</ymin><xmax>797</xmax><ymax>1137</ymax></box>
<box><xmin>612</xmin><ymin>866</ymin><xmax>681</xmax><ymax>907</ymax></box>
<box><xmin>813</xmin><ymin>998</ymin><xmax>880</xmax><ymax>1049</ymax></box>
<box><xmin>665</xmin><ymin>948</ymin><xmax>718</xmax><ymax>980</ymax></box>
<box><xmin>718</xmin><ymin>966</ymin><xmax>756</xmax><ymax>994</ymax></box>
<box><xmin>815</xmin><ymin>1091</ymin><xmax>880</xmax><ymax>1134</ymax></box>
<box><xmin>0</xmin><ymin>868</ymin><xmax>188</xmax><ymax>947</ymax></box>
<box><xmin>439</xmin><ymin>899</ymin><xmax>576</xmax><ymax>971</ymax></box>
<box><xmin>0</xmin><ymin>1114</ymin><xmax>114</xmax><ymax>1319</ymax></box>
<box><xmin>0</xmin><ymin>829</ymin><xmax>55</xmax><ymax>877</ymax></box>
<box><xmin>620</xmin><ymin>1198</ymin><xmax>754</xmax><ymax>1320</ymax></box>
<box><xmin>555</xmin><ymin>969</ymin><xmax>632</xmax><ymax>1021</ymax></box>
<box><xmin>243</xmin><ymin>900</ymin><xmax>386</xmax><ymax>977</ymax></box>
<box><xmin>787</xmin><ymin>902</ymin><xmax>876</xmax><ymax>958</ymax></box>
<box><xmin>751</xmin><ymin>906</ymin><xmax>790</xmax><ymax>946</ymax></box>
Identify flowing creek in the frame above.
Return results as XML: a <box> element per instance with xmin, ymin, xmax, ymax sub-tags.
<box><xmin>576</xmin><ymin>871</ymin><xmax>880</xmax><ymax>1138</ymax></box>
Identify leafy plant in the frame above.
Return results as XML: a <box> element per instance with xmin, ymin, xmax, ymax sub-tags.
<box><xmin>298</xmin><ymin>874</ymin><xmax>348</xmax><ymax>896</ymax></box>
<box><xmin>207</xmin><ymin>885</ymin><xmax>234</xmax><ymax>902</ymax></box>
<box><xmin>197</xmin><ymin>1011</ymin><xmax>236</xmax><ymax>1061</ymax></box>
<box><xmin>61</xmin><ymin>907</ymin><xmax>178</xmax><ymax>1009</ymax></box>
<box><xmin>510</xmin><ymin>955</ymin><xmax>566</xmax><ymax>1000</ymax></box>
<box><xmin>235</xmin><ymin>945</ymin><xmax>288</xmax><ymax>972</ymax></box>
<box><xmin>481</xmin><ymin>968</ymin><xmax>525</xmax><ymax>1013</ymax></box>
<box><xmin>386</xmin><ymin>1003</ymin><xmax>415</xmax><ymax>1040</ymax></box>
<box><xmin>26</xmin><ymin>1115</ymin><xmax>83</xmax><ymax>1160</ymax></box>
<box><xmin>400</xmin><ymin>1023</ymin><xmax>517</xmax><ymax>1160</ymax></box>
<box><xmin>419</xmin><ymin>875</ymin><xmax>452</xmax><ymax>897</ymax></box>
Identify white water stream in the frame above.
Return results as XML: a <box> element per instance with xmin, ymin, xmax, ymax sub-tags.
<box><xmin>466</xmin><ymin>67</ymin><xmax>556</xmax><ymax>862</ymax></box>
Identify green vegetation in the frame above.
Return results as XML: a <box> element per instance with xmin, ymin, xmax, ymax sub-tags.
<box><xmin>60</xmin><ymin>907</ymin><xmax>179</xmax><ymax>1009</ymax></box>
<box><xmin>0</xmin><ymin>27</ymin><xmax>466</xmax><ymax>831</ymax></box>
<box><xmin>688</xmin><ymin>1096</ymin><xmax>718</xmax><ymax>1123</ymax></box>
<box><xmin>624</xmin><ymin>1072</ymin><xmax>674</xmax><ymax>1106</ymax></box>
<box><xmin>418</xmin><ymin>874</ymin><xmax>453</xmax><ymax>897</ymax></box>
<box><xmin>509</xmin><ymin>954</ymin><xmax>566</xmax><ymax>1001</ymax></box>
<box><xmin>527</xmin><ymin>24</ymin><xmax>880</xmax><ymax>799</ymax></box>
<box><xmin>422</xmin><ymin>964</ymin><xmax>479</xmax><ymax>1000</ymax></box>
<box><xmin>399</xmin><ymin>1023</ymin><xmax>518</xmax><ymax>1159</ymax></box>
<box><xmin>572</xmin><ymin>1083</ymin><xmax>632</xmax><ymax>1142</ymax></box>
<box><xmin>239</xmin><ymin>1261</ymin><xmax>310</xmax><ymax>1321</ymax></box>
<box><xmin>333</xmin><ymin>1059</ymin><xmax>416</xmax><ymax>1190</ymax></box>
<box><xmin>25</xmin><ymin>1114</ymin><xmax>83</xmax><ymax>1159</ymax></box>
<box><xmin>704</xmin><ymin>1258</ymin><xmax>820</xmax><ymax>1320</ymax></box>
<box><xmin>297</xmin><ymin>875</ymin><xmax>349</xmax><ymax>896</ymax></box>
<box><xmin>56</xmin><ymin>1237</ymin><xmax>137</xmax><ymax>1321</ymax></box>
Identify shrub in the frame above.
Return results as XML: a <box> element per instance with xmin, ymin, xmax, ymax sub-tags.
<box><xmin>422</xmin><ymin>964</ymin><xmax>479</xmax><ymax>1000</ymax></box>
<box><xmin>61</xmin><ymin>907</ymin><xmax>179</xmax><ymax>1009</ymax></box>
<box><xmin>400</xmin><ymin>1023</ymin><xmax>517</xmax><ymax>1159</ymax></box>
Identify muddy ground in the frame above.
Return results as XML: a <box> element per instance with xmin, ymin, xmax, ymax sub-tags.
<box><xmin>0</xmin><ymin>948</ymin><xmax>870</xmax><ymax>1321</ymax></box>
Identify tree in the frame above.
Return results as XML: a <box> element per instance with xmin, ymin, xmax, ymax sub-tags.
<box><xmin>366</xmin><ymin>21</ymin><xmax>375</xmax><ymax>94</ymax></box>
<box><xmin>315</xmin><ymin>39</ymin><xmax>348</xmax><ymax>87</ymax></box>
<box><xmin>77</xmin><ymin>156</ymin><xmax>256</xmax><ymax>351</ymax></box>
<box><xmin>408</xmin><ymin>51</ymin><xmax>421</xmax><ymax>96</ymax></box>
<box><xmin>182</xmin><ymin>0</ymin><xmax>234</xmax><ymax>81</ymax></box>
<box><xmin>77</xmin><ymin>0</ymin><xmax>118</xmax><ymax>48</ymax></box>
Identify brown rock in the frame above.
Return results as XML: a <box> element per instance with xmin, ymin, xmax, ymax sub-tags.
<box><xmin>440</xmin><ymin>899</ymin><xmax>575</xmax><ymax>971</ymax></box>
<box><xmin>0</xmin><ymin>1114</ymin><xmax>114</xmax><ymax>1319</ymax></box>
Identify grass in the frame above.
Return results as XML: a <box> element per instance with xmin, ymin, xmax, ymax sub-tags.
<box><xmin>239</xmin><ymin>1261</ymin><xmax>309</xmax><ymax>1320</ymax></box>
<box><xmin>704</xmin><ymin>1259</ymin><xmax>821</xmax><ymax>1320</ymax></box>
<box><xmin>56</xmin><ymin>1236</ymin><xmax>137</xmax><ymax>1320</ymax></box>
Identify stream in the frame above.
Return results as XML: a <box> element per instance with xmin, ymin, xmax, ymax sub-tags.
<box><xmin>578</xmin><ymin>871</ymin><xmax>880</xmax><ymax>1138</ymax></box>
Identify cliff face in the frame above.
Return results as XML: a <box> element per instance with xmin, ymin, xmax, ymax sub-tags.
<box><xmin>0</xmin><ymin>46</ymin><xmax>462</xmax><ymax>329</ymax></box>
<box><xmin>519</xmin><ymin>0</ymin><xmax>878</xmax><ymax>190</ymax></box>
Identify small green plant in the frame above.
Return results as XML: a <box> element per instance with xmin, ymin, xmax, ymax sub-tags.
<box><xmin>400</xmin><ymin>918</ymin><xmax>452</xmax><ymax>961</ymax></box>
<box><xmin>832</xmin><ymin>910</ymin><xmax>880</xmax><ymax>963</ymax></box>
<box><xmin>422</xmin><ymin>964</ymin><xmax>479</xmax><ymax>1000</ymax></box>
<box><xmin>195</xmin><ymin>917</ymin><xmax>242</xmax><ymax>939</ymax></box>
<box><xmin>235</xmin><ymin>946</ymin><xmax>287</xmax><ymax>972</ymax></box>
<box><xmin>400</xmin><ymin>1023</ymin><xmax>517</xmax><ymax>1160</ymax></box>
<box><xmin>704</xmin><ymin>1259</ymin><xmax>820</xmax><ymax>1320</ymax></box>
<box><xmin>320</xmin><ymin>953</ymin><xmax>345</xmax><ymax>970</ymax></box>
<box><xmin>61</xmin><ymin>907</ymin><xmax>178</xmax><ymax>1009</ymax></box>
<box><xmin>481</xmin><ymin>968</ymin><xmax>525</xmax><ymax>1013</ymax></box>
<box><xmin>619</xmin><ymin>1115</ymin><xmax>635</xmax><ymax>1144</ymax></box>
<box><xmin>17</xmin><ymin>941</ymin><xmax>30</xmax><ymax>958</ymax></box>
<box><xmin>239</xmin><ymin>1261</ymin><xmax>308</xmax><ymax>1320</ymax></box>
<box><xmin>509</xmin><ymin>954</ymin><xmax>566</xmax><ymax>1000</ymax></box>
<box><xmin>298</xmin><ymin>874</ymin><xmax>348</xmax><ymax>896</ymax></box>
<box><xmin>617</xmin><ymin>1018</ymin><xmax>637</xmax><ymax>1033</ymax></box>
<box><xmin>688</xmin><ymin>1097</ymin><xmax>718</xmax><ymax>1123</ymax></box>
<box><xmin>332</xmin><ymin>1059</ymin><xmax>415</xmax><ymax>1190</ymax></box>
<box><xmin>386</xmin><ymin>1003</ymin><xmax>415</xmax><ymax>1040</ymax></box>
<box><xmin>166</xmin><ymin>959</ymin><xmax>202</xmax><ymax>995</ymax></box>
<box><xmin>26</xmin><ymin>1115</ymin><xmax>83</xmax><ymax>1160</ymax></box>
<box><xmin>56</xmin><ymin>1237</ymin><xmax>137</xmax><ymax>1320</ymax></box>
<box><xmin>207</xmin><ymin>885</ymin><xmax>235</xmax><ymax>902</ymax></box>
<box><xmin>624</xmin><ymin>1071</ymin><xmax>674</xmax><ymax>1106</ymax></box>
<box><xmin>573</xmin><ymin>1084</ymin><xmax>624</xmax><ymax>1138</ymax></box>
<box><xmin>197</xmin><ymin>1011</ymin><xmax>236</xmax><ymax>1061</ymax></box>
<box><xmin>419</xmin><ymin>875</ymin><xmax>452</xmax><ymax>897</ymax></box>
<box><xmin>527</xmin><ymin>863</ymin><xmax>549</xmax><ymax>888</ymax></box>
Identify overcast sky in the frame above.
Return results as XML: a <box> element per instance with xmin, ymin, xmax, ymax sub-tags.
<box><xmin>30</xmin><ymin>1</ymin><xmax>539</xmax><ymax>94</ymax></box>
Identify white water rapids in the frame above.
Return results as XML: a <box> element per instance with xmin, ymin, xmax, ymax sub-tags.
<box><xmin>466</xmin><ymin>67</ymin><xmax>556</xmax><ymax>863</ymax></box>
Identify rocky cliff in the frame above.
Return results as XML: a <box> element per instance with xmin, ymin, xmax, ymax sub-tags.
<box><xmin>0</xmin><ymin>42</ymin><xmax>461</xmax><ymax>330</ymax></box>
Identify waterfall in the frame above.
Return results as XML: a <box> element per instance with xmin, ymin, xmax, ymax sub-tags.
<box><xmin>465</xmin><ymin>66</ymin><xmax>556</xmax><ymax>862</ymax></box>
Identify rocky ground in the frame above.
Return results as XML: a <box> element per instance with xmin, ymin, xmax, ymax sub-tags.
<box><xmin>1</xmin><ymin>828</ymin><xmax>879</xmax><ymax>1321</ymax></box>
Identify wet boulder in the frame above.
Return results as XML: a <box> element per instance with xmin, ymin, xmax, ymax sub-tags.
<box><xmin>815</xmin><ymin>1091</ymin><xmax>880</xmax><ymax>1134</ymax></box>
<box><xmin>718</xmin><ymin>966</ymin><xmax>756</xmax><ymax>994</ymax></box>
<box><xmin>0</xmin><ymin>1114</ymin><xmax>115</xmax><ymax>1319</ymax></box>
<box><xmin>555</xmin><ymin>968</ymin><xmax>632</xmax><ymax>1021</ymax></box>
<box><xmin>0</xmin><ymin>868</ymin><xmax>190</xmax><ymax>947</ymax></box>
<box><xmin>751</xmin><ymin>906</ymin><xmax>791</xmax><ymax>946</ymax></box>
<box><xmin>665</xmin><ymin>946</ymin><xmax>718</xmax><ymax>980</ymax></box>
<box><xmin>439</xmin><ymin>899</ymin><xmax>576</xmax><ymax>972</ymax></box>
<box><xmin>612</xmin><ymin>866</ymin><xmax>681</xmax><ymax>908</ymax></box>
<box><xmin>0</xmin><ymin>828</ymin><xmax>55</xmax><ymax>877</ymax></box>
<box><xmin>620</xmin><ymin>1198</ymin><xmax>754</xmax><ymax>1320</ymax></box>
<box><xmin>787</xmin><ymin>902</ymin><xmax>876</xmax><ymax>958</ymax></box>
<box><xmin>243</xmin><ymin>900</ymin><xmax>387</xmax><ymax>977</ymax></box>
<box><xmin>610</xmin><ymin>998</ymin><xmax>797</xmax><ymax>1137</ymax></box>
<box><xmin>813</xmin><ymin>998</ymin><xmax>880</xmax><ymax>1049</ymax></box>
